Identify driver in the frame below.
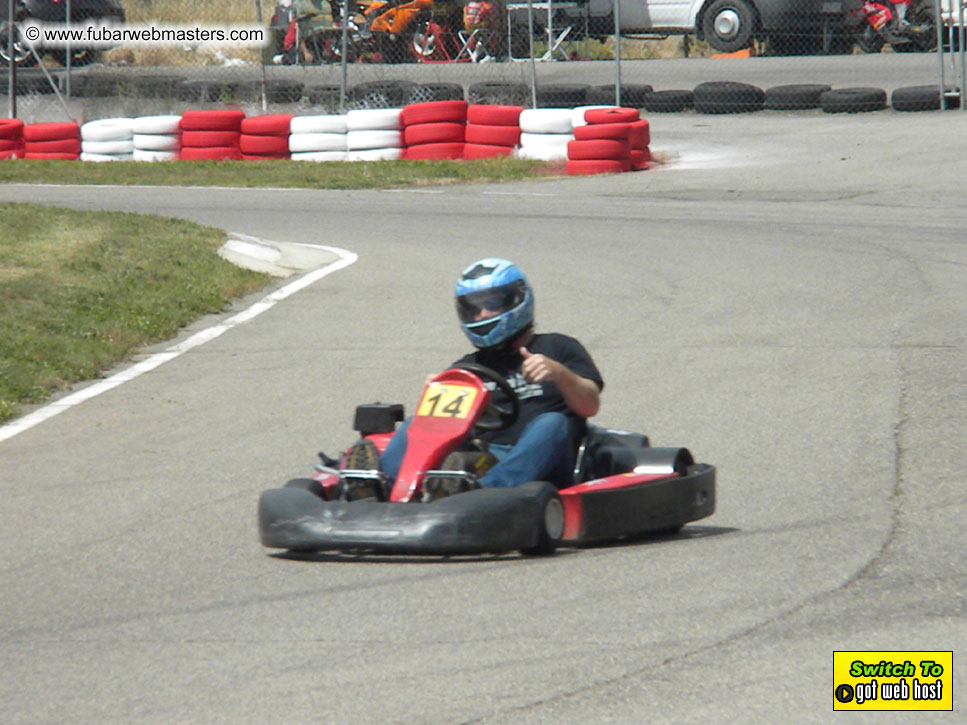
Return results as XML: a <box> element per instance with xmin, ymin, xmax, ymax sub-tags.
<box><xmin>343</xmin><ymin>258</ymin><xmax>603</xmax><ymax>500</ymax></box>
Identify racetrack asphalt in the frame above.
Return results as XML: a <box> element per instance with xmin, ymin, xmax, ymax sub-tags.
<box><xmin>0</xmin><ymin>108</ymin><xmax>964</xmax><ymax>723</ymax></box>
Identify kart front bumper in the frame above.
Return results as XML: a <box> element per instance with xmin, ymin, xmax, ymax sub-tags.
<box><xmin>258</xmin><ymin>485</ymin><xmax>547</xmax><ymax>555</ymax></box>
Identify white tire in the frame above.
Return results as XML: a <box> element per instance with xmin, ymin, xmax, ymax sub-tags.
<box><xmin>518</xmin><ymin>108</ymin><xmax>573</xmax><ymax>134</ymax></box>
<box><xmin>346</xmin><ymin>147</ymin><xmax>403</xmax><ymax>161</ymax></box>
<box><xmin>133</xmin><ymin>133</ymin><xmax>180</xmax><ymax>151</ymax></box>
<box><xmin>346</xmin><ymin>129</ymin><xmax>402</xmax><ymax>151</ymax></box>
<box><xmin>81</xmin><ymin>139</ymin><xmax>134</xmax><ymax>155</ymax></box>
<box><xmin>519</xmin><ymin>132</ymin><xmax>573</xmax><ymax>149</ymax></box>
<box><xmin>288</xmin><ymin>132</ymin><xmax>347</xmax><ymax>153</ymax></box>
<box><xmin>346</xmin><ymin>108</ymin><xmax>403</xmax><ymax>131</ymax></box>
<box><xmin>133</xmin><ymin>148</ymin><xmax>179</xmax><ymax>162</ymax></box>
<box><xmin>571</xmin><ymin>105</ymin><xmax>616</xmax><ymax>128</ymax></box>
<box><xmin>290</xmin><ymin>150</ymin><xmax>348</xmax><ymax>162</ymax></box>
<box><xmin>80</xmin><ymin>117</ymin><xmax>133</xmax><ymax>142</ymax></box>
<box><xmin>515</xmin><ymin>143</ymin><xmax>569</xmax><ymax>161</ymax></box>
<box><xmin>80</xmin><ymin>152</ymin><xmax>132</xmax><ymax>162</ymax></box>
<box><xmin>290</xmin><ymin>114</ymin><xmax>348</xmax><ymax>134</ymax></box>
<box><xmin>132</xmin><ymin>115</ymin><xmax>182</xmax><ymax>135</ymax></box>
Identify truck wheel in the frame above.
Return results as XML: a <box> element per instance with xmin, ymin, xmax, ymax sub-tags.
<box><xmin>702</xmin><ymin>0</ymin><xmax>757</xmax><ymax>53</ymax></box>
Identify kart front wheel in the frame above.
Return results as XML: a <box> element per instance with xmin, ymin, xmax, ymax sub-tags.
<box><xmin>520</xmin><ymin>482</ymin><xmax>564</xmax><ymax>556</ymax></box>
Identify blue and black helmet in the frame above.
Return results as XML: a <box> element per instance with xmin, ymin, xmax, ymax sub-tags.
<box><xmin>455</xmin><ymin>258</ymin><xmax>534</xmax><ymax>349</ymax></box>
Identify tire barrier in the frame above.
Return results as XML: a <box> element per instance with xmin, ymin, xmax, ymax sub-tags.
<box><xmin>179</xmin><ymin>109</ymin><xmax>244</xmax><ymax>161</ymax></box>
<box><xmin>402</xmin><ymin>101</ymin><xmax>468</xmax><ymax>161</ymax></box>
<box><xmin>240</xmin><ymin>113</ymin><xmax>294</xmax><ymax>161</ymax></box>
<box><xmin>132</xmin><ymin>115</ymin><xmax>181</xmax><ymax>162</ymax></box>
<box><xmin>80</xmin><ymin>117</ymin><xmax>134</xmax><ymax>162</ymax></box>
<box><xmin>566</xmin><ymin>107</ymin><xmax>650</xmax><ymax>176</ymax></box>
<box><xmin>0</xmin><ymin>118</ymin><xmax>25</xmax><ymax>160</ymax></box>
<box><xmin>764</xmin><ymin>84</ymin><xmax>832</xmax><ymax>110</ymax></box>
<box><xmin>516</xmin><ymin>108</ymin><xmax>574</xmax><ymax>161</ymax></box>
<box><xmin>289</xmin><ymin>114</ymin><xmax>348</xmax><ymax>161</ymax></box>
<box><xmin>22</xmin><ymin>121</ymin><xmax>80</xmax><ymax>160</ymax></box>
<box><xmin>693</xmin><ymin>81</ymin><xmax>765</xmax><ymax>114</ymax></box>
<box><xmin>463</xmin><ymin>103</ymin><xmax>523</xmax><ymax>159</ymax></box>
<box><xmin>820</xmin><ymin>87</ymin><xmax>888</xmax><ymax>114</ymax></box>
<box><xmin>346</xmin><ymin>107</ymin><xmax>403</xmax><ymax>161</ymax></box>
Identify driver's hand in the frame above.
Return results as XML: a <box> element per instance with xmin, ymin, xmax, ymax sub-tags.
<box><xmin>520</xmin><ymin>346</ymin><xmax>564</xmax><ymax>384</ymax></box>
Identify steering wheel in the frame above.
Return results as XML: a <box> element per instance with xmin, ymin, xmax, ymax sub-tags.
<box><xmin>454</xmin><ymin>361</ymin><xmax>520</xmax><ymax>432</ymax></box>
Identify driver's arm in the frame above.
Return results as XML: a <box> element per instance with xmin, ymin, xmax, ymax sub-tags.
<box><xmin>520</xmin><ymin>347</ymin><xmax>600</xmax><ymax>418</ymax></box>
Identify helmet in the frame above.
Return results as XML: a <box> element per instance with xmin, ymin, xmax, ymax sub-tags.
<box><xmin>455</xmin><ymin>258</ymin><xmax>534</xmax><ymax>349</ymax></box>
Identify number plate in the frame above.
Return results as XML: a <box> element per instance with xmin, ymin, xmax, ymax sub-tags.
<box><xmin>416</xmin><ymin>383</ymin><xmax>479</xmax><ymax>419</ymax></box>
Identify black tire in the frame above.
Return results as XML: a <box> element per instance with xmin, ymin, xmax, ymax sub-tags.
<box><xmin>178</xmin><ymin>79</ymin><xmax>238</xmax><ymax>103</ymax></box>
<box><xmin>587</xmin><ymin>84</ymin><xmax>653</xmax><ymax>108</ymax></box>
<box><xmin>349</xmin><ymin>80</ymin><xmax>414</xmax><ymax>109</ymax></box>
<box><xmin>71</xmin><ymin>73</ymin><xmax>123</xmax><ymax>98</ymax></box>
<box><xmin>265</xmin><ymin>80</ymin><xmax>305</xmax><ymax>104</ymax></box>
<box><xmin>519</xmin><ymin>482</ymin><xmax>564</xmax><ymax>556</ymax></box>
<box><xmin>468</xmin><ymin>81</ymin><xmax>528</xmax><ymax>106</ymax></box>
<box><xmin>640</xmin><ymin>89</ymin><xmax>693</xmax><ymax>113</ymax></box>
<box><xmin>820</xmin><ymin>87</ymin><xmax>887</xmax><ymax>113</ymax></box>
<box><xmin>307</xmin><ymin>84</ymin><xmax>342</xmax><ymax>111</ymax></box>
<box><xmin>0</xmin><ymin>69</ymin><xmax>54</xmax><ymax>95</ymax></box>
<box><xmin>701</xmin><ymin>0</ymin><xmax>757</xmax><ymax>53</ymax></box>
<box><xmin>536</xmin><ymin>83</ymin><xmax>590</xmax><ymax>108</ymax></box>
<box><xmin>284</xmin><ymin>477</ymin><xmax>327</xmax><ymax>500</ymax></box>
<box><xmin>764</xmin><ymin>83</ymin><xmax>831</xmax><ymax>110</ymax></box>
<box><xmin>891</xmin><ymin>85</ymin><xmax>942</xmax><ymax>112</ymax></box>
<box><xmin>693</xmin><ymin>81</ymin><xmax>764</xmax><ymax>114</ymax></box>
<box><xmin>133</xmin><ymin>74</ymin><xmax>184</xmax><ymax>99</ymax></box>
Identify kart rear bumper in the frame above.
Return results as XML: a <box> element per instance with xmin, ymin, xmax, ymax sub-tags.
<box><xmin>258</xmin><ymin>484</ymin><xmax>547</xmax><ymax>555</ymax></box>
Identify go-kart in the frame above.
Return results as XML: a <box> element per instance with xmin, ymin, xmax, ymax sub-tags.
<box><xmin>258</xmin><ymin>363</ymin><xmax>716</xmax><ymax>556</ymax></box>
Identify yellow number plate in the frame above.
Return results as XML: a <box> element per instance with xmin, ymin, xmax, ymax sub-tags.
<box><xmin>416</xmin><ymin>384</ymin><xmax>478</xmax><ymax>420</ymax></box>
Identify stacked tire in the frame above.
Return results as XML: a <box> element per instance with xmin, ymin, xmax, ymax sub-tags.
<box><xmin>132</xmin><ymin>115</ymin><xmax>181</xmax><ymax>162</ymax></box>
<box><xmin>179</xmin><ymin>109</ymin><xmax>245</xmax><ymax>161</ymax></box>
<box><xmin>463</xmin><ymin>104</ymin><xmax>523</xmax><ymax>160</ymax></box>
<box><xmin>346</xmin><ymin>108</ymin><xmax>403</xmax><ymax>162</ymax></box>
<box><xmin>289</xmin><ymin>114</ymin><xmax>348</xmax><ymax>162</ymax></box>
<box><xmin>401</xmin><ymin>100</ymin><xmax>467</xmax><ymax>161</ymax></box>
<box><xmin>516</xmin><ymin>108</ymin><xmax>573</xmax><ymax>161</ymax></box>
<box><xmin>0</xmin><ymin>119</ymin><xmax>24</xmax><ymax>160</ymax></box>
<box><xmin>566</xmin><ymin>107</ymin><xmax>640</xmax><ymax>176</ymax></box>
<box><xmin>23</xmin><ymin>122</ymin><xmax>80</xmax><ymax>161</ymax></box>
<box><xmin>80</xmin><ymin>118</ymin><xmax>134</xmax><ymax>162</ymax></box>
<box><xmin>240</xmin><ymin>114</ymin><xmax>293</xmax><ymax>161</ymax></box>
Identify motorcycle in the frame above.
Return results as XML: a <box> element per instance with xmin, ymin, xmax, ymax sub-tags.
<box><xmin>850</xmin><ymin>0</ymin><xmax>938</xmax><ymax>53</ymax></box>
<box><xmin>0</xmin><ymin>0</ymin><xmax>126</xmax><ymax>67</ymax></box>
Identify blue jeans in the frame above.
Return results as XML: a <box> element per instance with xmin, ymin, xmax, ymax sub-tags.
<box><xmin>380</xmin><ymin>412</ymin><xmax>574</xmax><ymax>489</ymax></box>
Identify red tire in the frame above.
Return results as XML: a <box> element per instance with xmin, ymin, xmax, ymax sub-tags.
<box><xmin>241</xmin><ymin>153</ymin><xmax>290</xmax><ymax>161</ymax></box>
<box><xmin>239</xmin><ymin>134</ymin><xmax>290</xmax><ymax>155</ymax></box>
<box><xmin>179</xmin><ymin>146</ymin><xmax>242</xmax><ymax>161</ymax></box>
<box><xmin>181</xmin><ymin>130</ymin><xmax>241</xmax><ymax>148</ymax></box>
<box><xmin>24</xmin><ymin>138</ymin><xmax>82</xmax><ymax>154</ymax></box>
<box><xmin>402</xmin><ymin>142</ymin><xmax>465</xmax><ymax>160</ymax></box>
<box><xmin>467</xmin><ymin>104</ymin><xmax>524</xmax><ymax>126</ymax></box>
<box><xmin>24</xmin><ymin>152</ymin><xmax>79</xmax><ymax>161</ymax></box>
<box><xmin>0</xmin><ymin>149</ymin><xmax>23</xmax><ymax>160</ymax></box>
<box><xmin>401</xmin><ymin>101</ymin><xmax>468</xmax><ymax>126</ymax></box>
<box><xmin>0</xmin><ymin>118</ymin><xmax>24</xmax><ymax>140</ymax></box>
<box><xmin>402</xmin><ymin>122</ymin><xmax>465</xmax><ymax>146</ymax></box>
<box><xmin>22</xmin><ymin>122</ymin><xmax>80</xmax><ymax>142</ymax></box>
<box><xmin>240</xmin><ymin>114</ymin><xmax>294</xmax><ymax>136</ymax></box>
<box><xmin>583</xmin><ymin>107</ymin><xmax>639</xmax><ymax>125</ymax></box>
<box><xmin>565</xmin><ymin>159</ymin><xmax>630</xmax><ymax>175</ymax></box>
<box><xmin>573</xmin><ymin>122</ymin><xmax>631</xmax><ymax>141</ymax></box>
<box><xmin>463</xmin><ymin>142</ymin><xmax>514</xmax><ymax>159</ymax></box>
<box><xmin>630</xmin><ymin>148</ymin><xmax>651</xmax><ymax>170</ymax></box>
<box><xmin>0</xmin><ymin>138</ymin><xmax>21</xmax><ymax>151</ymax></box>
<box><xmin>464</xmin><ymin>123</ymin><xmax>521</xmax><ymax>147</ymax></box>
<box><xmin>630</xmin><ymin>119</ymin><xmax>650</xmax><ymax>149</ymax></box>
<box><xmin>567</xmin><ymin>139</ymin><xmax>631</xmax><ymax>161</ymax></box>
<box><xmin>179</xmin><ymin>109</ymin><xmax>245</xmax><ymax>132</ymax></box>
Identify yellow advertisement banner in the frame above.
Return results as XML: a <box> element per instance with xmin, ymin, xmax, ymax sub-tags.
<box><xmin>833</xmin><ymin>651</ymin><xmax>952</xmax><ymax>711</ymax></box>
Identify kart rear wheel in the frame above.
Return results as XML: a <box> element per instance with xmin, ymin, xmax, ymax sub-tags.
<box><xmin>520</xmin><ymin>482</ymin><xmax>564</xmax><ymax>556</ymax></box>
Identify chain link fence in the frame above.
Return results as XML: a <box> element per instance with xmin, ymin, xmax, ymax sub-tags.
<box><xmin>2</xmin><ymin>0</ymin><xmax>965</xmax><ymax>121</ymax></box>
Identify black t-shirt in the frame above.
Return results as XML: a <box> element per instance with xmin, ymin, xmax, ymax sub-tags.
<box><xmin>453</xmin><ymin>332</ymin><xmax>604</xmax><ymax>449</ymax></box>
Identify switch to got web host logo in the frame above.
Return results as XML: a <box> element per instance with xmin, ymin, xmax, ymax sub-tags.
<box><xmin>833</xmin><ymin>651</ymin><xmax>952</xmax><ymax>711</ymax></box>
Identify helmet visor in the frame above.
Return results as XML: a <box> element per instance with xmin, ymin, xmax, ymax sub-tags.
<box><xmin>456</xmin><ymin>280</ymin><xmax>527</xmax><ymax>324</ymax></box>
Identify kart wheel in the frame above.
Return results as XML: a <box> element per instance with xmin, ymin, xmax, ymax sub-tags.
<box><xmin>520</xmin><ymin>482</ymin><xmax>564</xmax><ymax>556</ymax></box>
<box><xmin>284</xmin><ymin>478</ymin><xmax>327</xmax><ymax>500</ymax></box>
<box><xmin>855</xmin><ymin>25</ymin><xmax>885</xmax><ymax>54</ymax></box>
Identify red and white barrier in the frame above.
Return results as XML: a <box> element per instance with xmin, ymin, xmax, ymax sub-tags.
<box><xmin>463</xmin><ymin>104</ymin><xmax>523</xmax><ymax>159</ymax></box>
<box><xmin>23</xmin><ymin>122</ymin><xmax>80</xmax><ymax>161</ymax></box>
<box><xmin>0</xmin><ymin>118</ymin><xmax>25</xmax><ymax>159</ymax></box>
<box><xmin>179</xmin><ymin>109</ymin><xmax>244</xmax><ymax>161</ymax></box>
<box><xmin>401</xmin><ymin>100</ymin><xmax>467</xmax><ymax>161</ymax></box>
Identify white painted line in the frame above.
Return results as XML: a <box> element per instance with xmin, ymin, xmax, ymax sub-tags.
<box><xmin>0</xmin><ymin>244</ymin><xmax>358</xmax><ymax>444</ymax></box>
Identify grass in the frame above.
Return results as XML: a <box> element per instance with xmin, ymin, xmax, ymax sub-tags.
<box><xmin>0</xmin><ymin>157</ymin><xmax>558</xmax><ymax>189</ymax></box>
<box><xmin>0</xmin><ymin>203</ymin><xmax>269</xmax><ymax>424</ymax></box>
